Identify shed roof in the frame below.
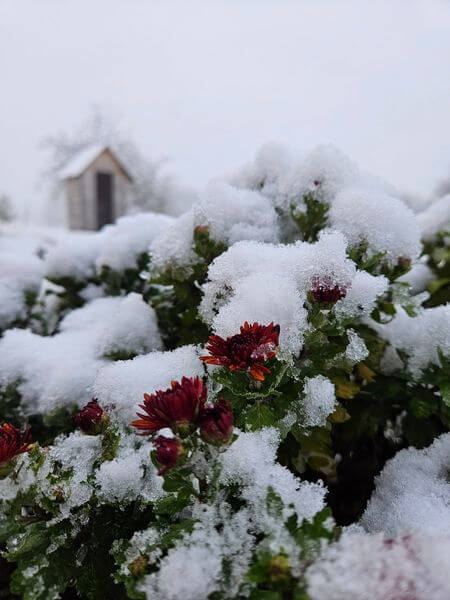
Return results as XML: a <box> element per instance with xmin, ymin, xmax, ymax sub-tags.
<box><xmin>59</xmin><ymin>144</ymin><xmax>133</xmax><ymax>182</ymax></box>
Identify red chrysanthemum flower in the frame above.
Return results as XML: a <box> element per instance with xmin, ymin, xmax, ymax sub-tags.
<box><xmin>74</xmin><ymin>399</ymin><xmax>108</xmax><ymax>435</ymax></box>
<box><xmin>0</xmin><ymin>423</ymin><xmax>33</xmax><ymax>477</ymax></box>
<box><xmin>200</xmin><ymin>322</ymin><xmax>280</xmax><ymax>381</ymax></box>
<box><xmin>132</xmin><ymin>376</ymin><xmax>207</xmax><ymax>435</ymax></box>
<box><xmin>199</xmin><ymin>399</ymin><xmax>233</xmax><ymax>446</ymax></box>
<box><xmin>310</xmin><ymin>276</ymin><xmax>347</xmax><ymax>304</ymax></box>
<box><xmin>153</xmin><ymin>436</ymin><xmax>186</xmax><ymax>475</ymax></box>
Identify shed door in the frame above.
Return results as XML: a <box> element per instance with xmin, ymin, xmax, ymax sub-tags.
<box><xmin>96</xmin><ymin>172</ymin><xmax>114</xmax><ymax>229</ymax></box>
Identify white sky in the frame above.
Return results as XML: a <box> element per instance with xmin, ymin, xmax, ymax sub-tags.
<box><xmin>1</xmin><ymin>0</ymin><xmax>450</xmax><ymax>222</ymax></box>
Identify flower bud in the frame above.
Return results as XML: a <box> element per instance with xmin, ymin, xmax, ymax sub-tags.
<box><xmin>153</xmin><ymin>436</ymin><xmax>186</xmax><ymax>475</ymax></box>
<box><xmin>310</xmin><ymin>276</ymin><xmax>347</xmax><ymax>304</ymax></box>
<box><xmin>128</xmin><ymin>555</ymin><xmax>148</xmax><ymax>576</ymax></box>
<box><xmin>74</xmin><ymin>399</ymin><xmax>108</xmax><ymax>435</ymax></box>
<box><xmin>0</xmin><ymin>423</ymin><xmax>33</xmax><ymax>479</ymax></box>
<box><xmin>268</xmin><ymin>554</ymin><xmax>291</xmax><ymax>583</ymax></box>
<box><xmin>199</xmin><ymin>400</ymin><xmax>233</xmax><ymax>446</ymax></box>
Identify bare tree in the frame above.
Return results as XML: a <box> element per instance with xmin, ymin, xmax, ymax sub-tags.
<box><xmin>0</xmin><ymin>193</ymin><xmax>14</xmax><ymax>222</ymax></box>
<box><xmin>41</xmin><ymin>108</ymin><xmax>195</xmax><ymax>216</ymax></box>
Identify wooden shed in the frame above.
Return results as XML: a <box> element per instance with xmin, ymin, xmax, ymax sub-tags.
<box><xmin>59</xmin><ymin>145</ymin><xmax>133</xmax><ymax>230</ymax></box>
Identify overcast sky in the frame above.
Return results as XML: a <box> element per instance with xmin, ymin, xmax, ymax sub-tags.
<box><xmin>1</xmin><ymin>0</ymin><xmax>450</xmax><ymax>222</ymax></box>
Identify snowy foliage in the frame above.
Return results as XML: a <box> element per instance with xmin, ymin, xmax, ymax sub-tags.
<box><xmin>0</xmin><ymin>144</ymin><xmax>449</xmax><ymax>600</ymax></box>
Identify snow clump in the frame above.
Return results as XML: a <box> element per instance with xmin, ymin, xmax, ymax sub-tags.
<box><xmin>361</xmin><ymin>433</ymin><xmax>450</xmax><ymax>537</ymax></box>
<box><xmin>0</xmin><ymin>294</ymin><xmax>161</xmax><ymax>414</ymax></box>
<box><xmin>306</xmin><ymin>530</ymin><xmax>450</xmax><ymax>600</ymax></box>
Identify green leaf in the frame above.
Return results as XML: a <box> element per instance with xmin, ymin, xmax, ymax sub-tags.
<box><xmin>213</xmin><ymin>360</ymin><xmax>288</xmax><ymax>401</ymax></box>
<box><xmin>249</xmin><ymin>591</ymin><xmax>282</xmax><ymax>600</ymax></box>
<box><xmin>409</xmin><ymin>396</ymin><xmax>437</xmax><ymax>419</ymax></box>
<box><xmin>6</xmin><ymin>523</ymin><xmax>49</xmax><ymax>561</ymax></box>
<box><xmin>440</xmin><ymin>382</ymin><xmax>450</xmax><ymax>408</ymax></box>
<box><xmin>154</xmin><ymin>494</ymin><xmax>192</xmax><ymax>516</ymax></box>
<box><xmin>266</xmin><ymin>486</ymin><xmax>284</xmax><ymax>518</ymax></box>
<box><xmin>381</xmin><ymin>302</ymin><xmax>396</xmax><ymax>316</ymax></box>
<box><xmin>427</xmin><ymin>277</ymin><xmax>450</xmax><ymax>294</ymax></box>
<box><xmin>101</xmin><ymin>423</ymin><xmax>121</xmax><ymax>462</ymax></box>
<box><xmin>245</xmin><ymin>403</ymin><xmax>275</xmax><ymax>431</ymax></box>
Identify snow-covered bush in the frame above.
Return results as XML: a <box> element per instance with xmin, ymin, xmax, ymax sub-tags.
<box><xmin>0</xmin><ymin>144</ymin><xmax>449</xmax><ymax>600</ymax></box>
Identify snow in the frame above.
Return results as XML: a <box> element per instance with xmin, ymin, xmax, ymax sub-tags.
<box><xmin>417</xmin><ymin>195</ymin><xmax>450</xmax><ymax>240</ymax></box>
<box><xmin>335</xmin><ymin>270</ymin><xmax>388</xmax><ymax>319</ymax></box>
<box><xmin>92</xmin><ymin>344</ymin><xmax>204</xmax><ymax>425</ymax></box>
<box><xmin>282</xmin><ymin>145</ymin><xmax>360</xmax><ymax>212</ymax></box>
<box><xmin>376</xmin><ymin>305</ymin><xmax>450</xmax><ymax>378</ymax></box>
<box><xmin>361</xmin><ymin>433</ymin><xmax>450</xmax><ymax>537</ymax></box>
<box><xmin>226</xmin><ymin>144</ymin><xmax>423</xmax><ymax>268</ymax></box>
<box><xmin>0</xmin><ymin>224</ymin><xmax>64</xmax><ymax>257</ymax></box>
<box><xmin>120</xmin><ymin>528</ymin><xmax>164</xmax><ymax>575</ymax></box>
<box><xmin>44</xmin><ymin>212</ymin><xmax>174</xmax><ymax>280</ymax></box>
<box><xmin>95</xmin><ymin>433</ymin><xmax>163</xmax><ymax>504</ymax></box>
<box><xmin>0</xmin><ymin>428</ymin><xmax>163</xmax><ymax>524</ymax></box>
<box><xmin>44</xmin><ymin>231</ymin><xmax>102</xmax><ymax>280</ymax></box>
<box><xmin>0</xmin><ymin>451</ymin><xmax>48</xmax><ymax>503</ymax></box>
<box><xmin>302</xmin><ymin>376</ymin><xmax>337</xmax><ymax>427</ymax></box>
<box><xmin>96</xmin><ymin>212</ymin><xmax>174</xmax><ymax>272</ymax></box>
<box><xmin>329</xmin><ymin>188</ymin><xmax>422</xmax><ymax>264</ymax></box>
<box><xmin>0</xmin><ymin>136</ymin><xmax>448</xmax><ymax>598</ymax></box>
<box><xmin>148</xmin><ymin>181</ymin><xmax>279</xmax><ymax>275</ymax></box>
<box><xmin>58</xmin><ymin>144</ymin><xmax>107</xmax><ymax>179</ymax></box>
<box><xmin>46</xmin><ymin>431</ymin><xmax>101</xmax><ymax>521</ymax></box>
<box><xmin>344</xmin><ymin>330</ymin><xmax>369</xmax><ymax>363</ymax></box>
<box><xmin>148</xmin><ymin>211</ymin><xmax>197</xmax><ymax>276</ymax></box>
<box><xmin>219</xmin><ymin>428</ymin><xmax>326</xmax><ymax>524</ymax></box>
<box><xmin>201</xmin><ymin>230</ymin><xmax>388</xmax><ymax>355</ymax></box>
<box><xmin>397</xmin><ymin>262</ymin><xmax>434</xmax><ymax>295</ymax></box>
<box><xmin>0</xmin><ymin>251</ymin><xmax>44</xmax><ymax>329</ymax></box>
<box><xmin>141</xmin><ymin>533</ymin><xmax>223</xmax><ymax>600</ymax></box>
<box><xmin>0</xmin><ymin>327</ymin><xmax>105</xmax><ymax>414</ymax></box>
<box><xmin>0</xmin><ymin>225</ymin><xmax>68</xmax><ymax>329</ymax></box>
<box><xmin>0</xmin><ymin>294</ymin><xmax>161</xmax><ymax>414</ymax></box>
<box><xmin>211</xmin><ymin>272</ymin><xmax>307</xmax><ymax>356</ymax></box>
<box><xmin>306</xmin><ymin>531</ymin><xmax>450</xmax><ymax>600</ymax></box>
<box><xmin>140</xmin><ymin>428</ymin><xmax>326</xmax><ymax>600</ymax></box>
<box><xmin>227</xmin><ymin>142</ymin><xmax>293</xmax><ymax>204</ymax></box>
<box><xmin>94</xmin><ymin>292</ymin><xmax>162</xmax><ymax>357</ymax></box>
<box><xmin>193</xmin><ymin>181</ymin><xmax>279</xmax><ymax>246</ymax></box>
